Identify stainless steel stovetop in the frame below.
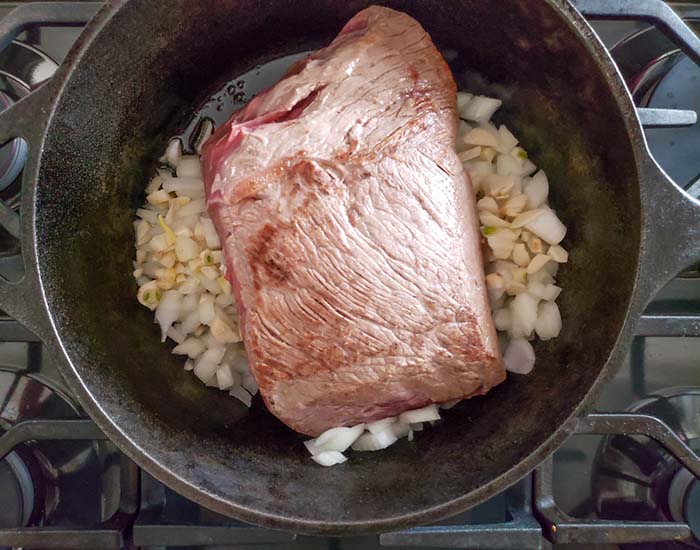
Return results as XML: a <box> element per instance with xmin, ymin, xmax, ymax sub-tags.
<box><xmin>0</xmin><ymin>2</ymin><xmax>698</xmax><ymax>549</ymax></box>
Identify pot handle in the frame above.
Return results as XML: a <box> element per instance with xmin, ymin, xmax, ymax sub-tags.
<box><xmin>635</xmin><ymin>156</ymin><xmax>700</xmax><ymax>305</ymax></box>
<box><xmin>0</xmin><ymin>3</ymin><xmax>101</xmax><ymax>341</ymax></box>
<box><xmin>0</xmin><ymin>78</ymin><xmax>60</xmax><ymax>341</ymax></box>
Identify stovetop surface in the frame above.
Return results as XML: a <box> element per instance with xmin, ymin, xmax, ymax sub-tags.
<box><xmin>0</xmin><ymin>2</ymin><xmax>698</xmax><ymax>549</ymax></box>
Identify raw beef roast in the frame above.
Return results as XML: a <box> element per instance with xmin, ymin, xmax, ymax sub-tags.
<box><xmin>202</xmin><ymin>5</ymin><xmax>505</xmax><ymax>436</ymax></box>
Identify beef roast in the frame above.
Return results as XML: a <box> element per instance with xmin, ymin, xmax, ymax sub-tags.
<box><xmin>202</xmin><ymin>5</ymin><xmax>505</xmax><ymax>436</ymax></box>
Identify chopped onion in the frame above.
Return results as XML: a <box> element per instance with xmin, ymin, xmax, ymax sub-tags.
<box><xmin>510</xmin><ymin>293</ymin><xmax>539</xmax><ymax>337</ymax></box>
<box><xmin>309</xmin><ymin>424</ymin><xmax>366</xmax><ymax>454</ymax></box>
<box><xmin>503</xmin><ymin>338</ymin><xmax>536</xmax><ymax>374</ymax></box>
<box><xmin>548</xmin><ymin>244</ymin><xmax>568</xmax><ymax>263</ymax></box>
<box><xmin>193</xmin><ymin>357</ymin><xmax>218</xmax><ymax>384</ymax></box>
<box><xmin>312</xmin><ymin>451</ymin><xmax>347</xmax><ymax>466</ymax></box>
<box><xmin>479</xmin><ymin>211</ymin><xmax>510</xmax><ymax>228</ymax></box>
<box><xmin>367</xmin><ymin>417</ymin><xmax>397</xmax><ymax>434</ymax></box>
<box><xmin>463</xmin><ymin>127</ymin><xmax>499</xmax><ymax>148</ymax></box>
<box><xmin>461</xmin><ymin>95</ymin><xmax>502</xmax><ymax>122</ymax></box>
<box><xmin>523</xmin><ymin>170</ymin><xmax>549</xmax><ymax>209</ymax></box>
<box><xmin>497</xmin><ymin>125</ymin><xmax>518</xmax><ymax>153</ymax></box>
<box><xmin>200</xmin><ymin>218</ymin><xmax>221</xmax><ymax>249</ymax></box>
<box><xmin>172</xmin><ymin>337</ymin><xmax>206</xmax><ymax>359</ymax></box>
<box><xmin>493</xmin><ymin>308</ymin><xmax>512</xmax><ymax>331</ymax></box>
<box><xmin>456</xmin><ymin>91</ymin><xmax>473</xmax><ymax>114</ymax></box>
<box><xmin>162</xmin><ymin>138</ymin><xmax>182</xmax><ymax>167</ymax></box>
<box><xmin>391</xmin><ymin>422</ymin><xmax>412</xmax><ymax>438</ymax></box>
<box><xmin>510</xmin><ymin>209</ymin><xmax>545</xmax><ymax>229</ymax></box>
<box><xmin>351</xmin><ymin>429</ymin><xmax>398</xmax><ymax>452</ymax></box>
<box><xmin>399</xmin><ymin>404</ymin><xmax>440</xmax><ymax>424</ymax></box>
<box><xmin>535</xmin><ymin>301</ymin><xmax>562</xmax><ymax>340</ymax></box>
<box><xmin>542</xmin><ymin>284</ymin><xmax>562</xmax><ymax>302</ymax></box>
<box><xmin>177</xmin><ymin>155</ymin><xmax>202</xmax><ymax>179</ymax></box>
<box><xmin>215</xmin><ymin>364</ymin><xmax>236</xmax><ymax>390</ymax></box>
<box><xmin>524</xmin><ymin>208</ymin><xmax>566</xmax><ymax>245</ymax></box>
<box><xmin>155</xmin><ymin>291</ymin><xmax>182</xmax><ymax>342</ymax></box>
<box><xmin>512</xmin><ymin>243</ymin><xmax>530</xmax><ymax>267</ymax></box>
<box><xmin>175</xmin><ymin>236</ymin><xmax>200</xmax><ymax>262</ymax></box>
<box><xmin>476</xmin><ymin>196</ymin><xmax>499</xmax><ymax>214</ymax></box>
<box><xmin>526</xmin><ymin>254</ymin><xmax>552</xmax><ymax>274</ymax></box>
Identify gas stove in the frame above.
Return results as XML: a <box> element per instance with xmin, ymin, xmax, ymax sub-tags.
<box><xmin>0</xmin><ymin>2</ymin><xmax>698</xmax><ymax>549</ymax></box>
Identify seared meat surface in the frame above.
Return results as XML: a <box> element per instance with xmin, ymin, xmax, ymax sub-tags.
<box><xmin>202</xmin><ymin>5</ymin><xmax>504</xmax><ymax>436</ymax></box>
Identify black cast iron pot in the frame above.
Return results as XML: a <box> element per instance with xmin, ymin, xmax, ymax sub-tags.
<box><xmin>0</xmin><ymin>0</ymin><xmax>697</xmax><ymax>535</ymax></box>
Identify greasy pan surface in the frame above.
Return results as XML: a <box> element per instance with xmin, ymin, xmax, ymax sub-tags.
<box><xmin>34</xmin><ymin>0</ymin><xmax>641</xmax><ymax>533</ymax></box>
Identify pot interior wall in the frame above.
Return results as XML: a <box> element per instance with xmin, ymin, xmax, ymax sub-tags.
<box><xmin>33</xmin><ymin>0</ymin><xmax>641</xmax><ymax>532</ymax></box>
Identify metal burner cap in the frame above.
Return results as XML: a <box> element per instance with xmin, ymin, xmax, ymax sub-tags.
<box><xmin>0</xmin><ymin>91</ymin><xmax>27</xmax><ymax>192</ymax></box>
<box><xmin>0</xmin><ymin>451</ymin><xmax>34</xmax><ymax>528</ymax></box>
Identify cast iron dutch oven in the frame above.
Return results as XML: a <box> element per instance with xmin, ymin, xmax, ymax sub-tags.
<box><xmin>0</xmin><ymin>0</ymin><xmax>698</xmax><ymax>535</ymax></box>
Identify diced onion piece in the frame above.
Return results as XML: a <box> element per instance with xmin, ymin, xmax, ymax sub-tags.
<box><xmin>523</xmin><ymin>170</ymin><xmax>549</xmax><ymax>209</ymax></box>
<box><xmin>463</xmin><ymin>127</ymin><xmax>499</xmax><ymax>148</ymax></box>
<box><xmin>177</xmin><ymin>155</ymin><xmax>202</xmax><ymax>179</ymax></box>
<box><xmin>548</xmin><ymin>244</ymin><xmax>568</xmax><ymax>263</ymax></box>
<box><xmin>193</xmin><ymin>356</ymin><xmax>218</xmax><ymax>384</ymax></box>
<box><xmin>486</xmin><ymin>272</ymin><xmax>505</xmax><ymax>290</ymax></box>
<box><xmin>162</xmin><ymin>138</ymin><xmax>182</xmax><ymax>167</ymax></box>
<box><xmin>502</xmin><ymin>194</ymin><xmax>528</xmax><ymax>218</ymax></box>
<box><xmin>155</xmin><ymin>291</ymin><xmax>182</xmax><ymax>342</ymax></box>
<box><xmin>209</xmin><ymin>309</ymin><xmax>241</xmax><ymax>344</ymax></box>
<box><xmin>215</xmin><ymin>364</ymin><xmax>236</xmax><ymax>390</ymax></box>
<box><xmin>175</xmin><ymin>236</ymin><xmax>199</xmax><ymax>262</ymax></box>
<box><xmin>458</xmin><ymin>147</ymin><xmax>481</xmax><ymax>163</ymax></box>
<box><xmin>136</xmin><ymin>208</ymin><xmax>159</xmax><ymax>225</ymax></box>
<box><xmin>536</xmin><ymin>301</ymin><xmax>562</xmax><ymax>340</ymax></box>
<box><xmin>399</xmin><ymin>404</ymin><xmax>440</xmax><ymax>424</ymax></box>
<box><xmin>184</xmin><ymin>359</ymin><xmax>194</xmax><ymax>371</ymax></box>
<box><xmin>198</xmin><ymin>295</ymin><xmax>216</xmax><ymax>325</ymax></box>
<box><xmin>177</xmin><ymin>198</ymin><xmax>206</xmax><ymax>218</ymax></box>
<box><xmin>461</xmin><ymin>95</ymin><xmax>502</xmax><ymax>122</ymax></box>
<box><xmin>486</xmin><ymin>228</ymin><xmax>517</xmax><ymax>260</ymax></box>
<box><xmin>504</xmin><ymin>338</ymin><xmax>536</xmax><ymax>374</ymax></box>
<box><xmin>479</xmin><ymin>147</ymin><xmax>496</xmax><ymax>162</ymax></box>
<box><xmin>367</xmin><ymin>417</ymin><xmax>397</xmax><ymax>434</ymax></box>
<box><xmin>137</xmin><ymin>280</ymin><xmax>161</xmax><ymax>311</ymax></box>
<box><xmin>510</xmin><ymin>293</ymin><xmax>539</xmax><ymax>337</ymax></box>
<box><xmin>521</xmin><ymin>158</ymin><xmax>537</xmax><ymax>176</ymax></box>
<box><xmin>526</xmin><ymin>254</ymin><xmax>552</xmax><ymax>274</ymax></box>
<box><xmin>166</xmin><ymin>325</ymin><xmax>185</xmax><ymax>344</ymax></box>
<box><xmin>145</xmin><ymin>174</ymin><xmax>164</xmax><ymax>194</ymax></box>
<box><xmin>524</xmin><ymin>209</ymin><xmax>566</xmax><ymax>245</ymax></box>
<box><xmin>391</xmin><ymin>422</ymin><xmax>412</xmax><ymax>438</ymax></box>
<box><xmin>311</xmin><ymin>451</ymin><xmax>347</xmax><ymax>466</ymax></box>
<box><xmin>497</xmin><ymin>125</ymin><xmax>518</xmax><ymax>153</ymax></box>
<box><xmin>527</xmin><ymin>280</ymin><xmax>546</xmax><ymax>300</ymax></box>
<box><xmin>440</xmin><ymin>399</ymin><xmax>460</xmax><ymax>410</ymax></box>
<box><xmin>162</xmin><ymin>177</ymin><xmax>205</xmax><ymax>199</ymax></box>
<box><xmin>147</xmin><ymin>189</ymin><xmax>170</xmax><ymax>206</ymax></box>
<box><xmin>542</xmin><ymin>284</ymin><xmax>562</xmax><ymax>301</ymax></box>
<box><xmin>527</xmin><ymin>235</ymin><xmax>544</xmax><ymax>254</ymax></box>
<box><xmin>476</xmin><ymin>196</ymin><xmax>499</xmax><ymax>214</ymax></box>
<box><xmin>200</xmin><ymin>218</ymin><xmax>221</xmax><ymax>249</ymax></box>
<box><xmin>309</xmin><ymin>424</ymin><xmax>366</xmax><ymax>454</ymax></box>
<box><xmin>351</xmin><ymin>429</ymin><xmax>399</xmax><ymax>452</ymax></box>
<box><xmin>510</xmin><ymin>209</ymin><xmax>545</xmax><ymax>229</ymax></box>
<box><xmin>512</xmin><ymin>243</ymin><xmax>530</xmax><ymax>267</ymax></box>
<box><xmin>172</xmin><ymin>337</ymin><xmax>206</xmax><ymax>359</ymax></box>
<box><xmin>479</xmin><ymin>210</ymin><xmax>510</xmax><ymax>228</ymax></box>
<box><xmin>493</xmin><ymin>307</ymin><xmax>512</xmax><ymax>331</ymax></box>
<box><xmin>456</xmin><ymin>92</ymin><xmax>473</xmax><ymax>115</ymax></box>
<box><xmin>496</xmin><ymin>153</ymin><xmax>523</xmax><ymax>177</ymax></box>
<box><xmin>482</xmin><ymin>174</ymin><xmax>515</xmax><ymax>198</ymax></box>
